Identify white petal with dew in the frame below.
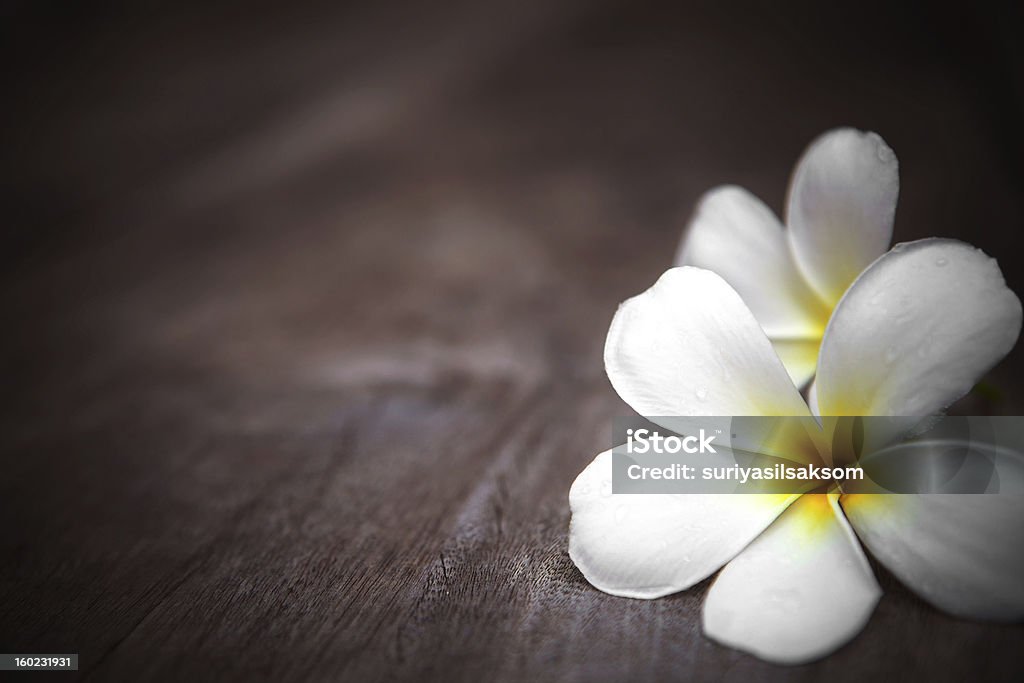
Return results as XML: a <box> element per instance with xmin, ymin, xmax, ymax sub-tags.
<box><xmin>676</xmin><ymin>185</ymin><xmax>828</xmax><ymax>386</ymax></box>
<box><xmin>702</xmin><ymin>493</ymin><xmax>881</xmax><ymax>665</ymax></box>
<box><xmin>787</xmin><ymin>128</ymin><xmax>898</xmax><ymax>303</ymax></box>
<box><xmin>842</xmin><ymin>439</ymin><xmax>1024</xmax><ymax>621</ymax></box>
<box><xmin>605</xmin><ymin>267</ymin><xmax>812</xmax><ymax>423</ymax></box>
<box><xmin>569</xmin><ymin>449</ymin><xmax>797</xmax><ymax>599</ymax></box>
<box><xmin>816</xmin><ymin>238</ymin><xmax>1022</xmax><ymax>417</ymax></box>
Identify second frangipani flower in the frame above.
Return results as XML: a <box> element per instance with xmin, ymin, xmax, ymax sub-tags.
<box><xmin>677</xmin><ymin>128</ymin><xmax>899</xmax><ymax>386</ymax></box>
<box><xmin>569</xmin><ymin>131</ymin><xmax>1024</xmax><ymax>664</ymax></box>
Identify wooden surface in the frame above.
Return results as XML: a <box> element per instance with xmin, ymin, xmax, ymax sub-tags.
<box><xmin>2</xmin><ymin>1</ymin><xmax>1023</xmax><ymax>680</ymax></box>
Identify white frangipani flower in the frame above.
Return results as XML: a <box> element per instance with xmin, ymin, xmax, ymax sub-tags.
<box><xmin>677</xmin><ymin>128</ymin><xmax>899</xmax><ymax>386</ymax></box>
<box><xmin>569</xmin><ymin>240</ymin><xmax>1023</xmax><ymax>664</ymax></box>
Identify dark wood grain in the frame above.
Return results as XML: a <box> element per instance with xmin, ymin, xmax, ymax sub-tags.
<box><xmin>2</xmin><ymin>1</ymin><xmax>1023</xmax><ymax>680</ymax></box>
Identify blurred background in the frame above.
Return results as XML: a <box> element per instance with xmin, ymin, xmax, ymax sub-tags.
<box><xmin>1</xmin><ymin>1</ymin><xmax>1023</xmax><ymax>680</ymax></box>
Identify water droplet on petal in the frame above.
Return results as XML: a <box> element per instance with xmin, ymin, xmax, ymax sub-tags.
<box><xmin>695</xmin><ymin>386</ymin><xmax>708</xmax><ymax>401</ymax></box>
<box><xmin>935</xmin><ymin>257</ymin><xmax>948</xmax><ymax>267</ymax></box>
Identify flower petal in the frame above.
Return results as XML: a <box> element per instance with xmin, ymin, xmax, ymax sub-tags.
<box><xmin>806</xmin><ymin>378</ymin><xmax>820</xmax><ymax>417</ymax></box>
<box><xmin>702</xmin><ymin>493</ymin><xmax>881</xmax><ymax>664</ymax></box>
<box><xmin>771</xmin><ymin>339</ymin><xmax>819</xmax><ymax>389</ymax></box>
<box><xmin>842</xmin><ymin>442</ymin><xmax>1024</xmax><ymax>620</ymax></box>
<box><xmin>605</xmin><ymin>267</ymin><xmax>812</xmax><ymax>420</ymax></box>
<box><xmin>676</xmin><ymin>186</ymin><xmax>829</xmax><ymax>386</ymax></box>
<box><xmin>816</xmin><ymin>239</ymin><xmax>1022</xmax><ymax>416</ymax></box>
<box><xmin>787</xmin><ymin>128</ymin><xmax>898</xmax><ymax>303</ymax></box>
<box><xmin>569</xmin><ymin>449</ymin><xmax>797</xmax><ymax>598</ymax></box>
